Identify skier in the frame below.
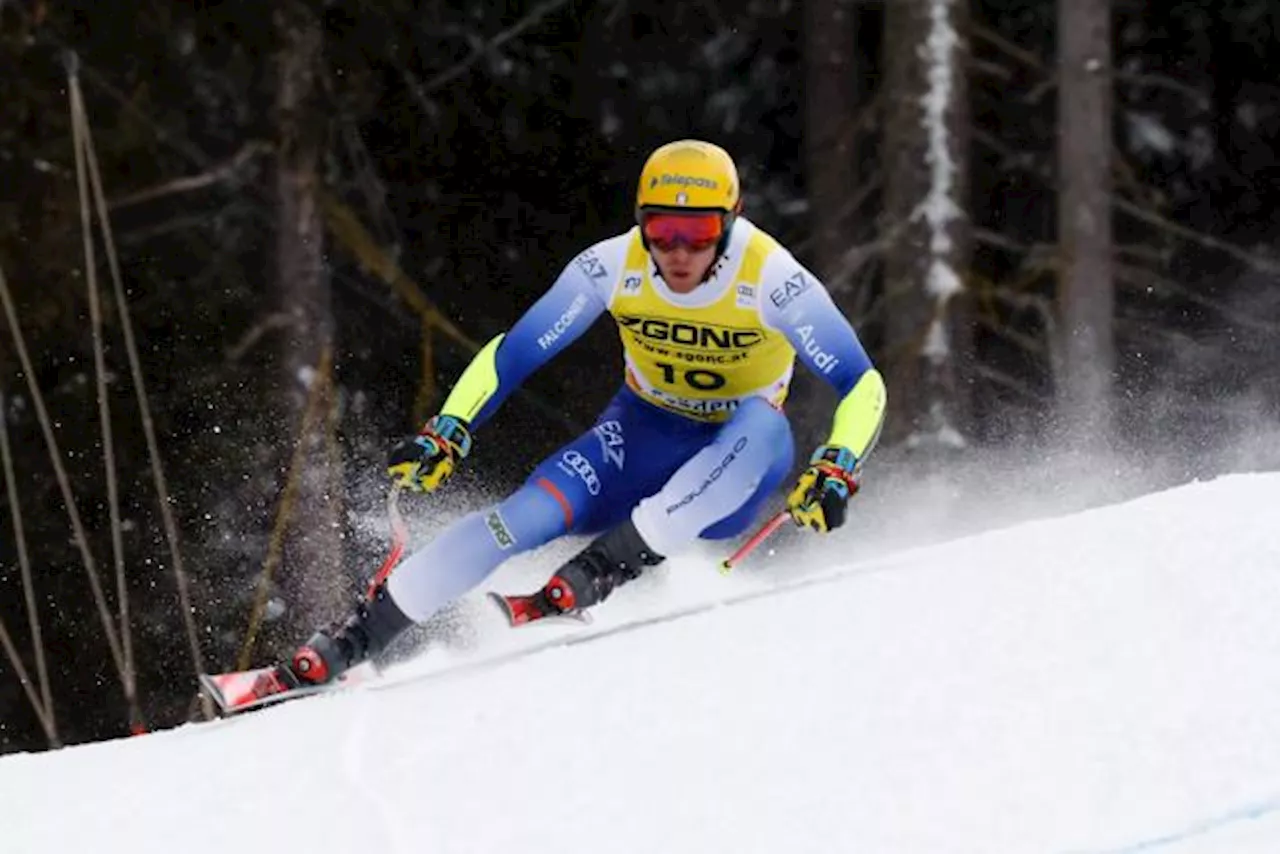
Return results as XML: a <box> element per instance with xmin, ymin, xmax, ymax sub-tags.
<box><xmin>290</xmin><ymin>139</ymin><xmax>887</xmax><ymax>687</ymax></box>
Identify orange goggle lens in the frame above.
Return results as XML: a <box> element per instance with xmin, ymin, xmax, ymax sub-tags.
<box><xmin>641</xmin><ymin>213</ymin><xmax>724</xmax><ymax>252</ymax></box>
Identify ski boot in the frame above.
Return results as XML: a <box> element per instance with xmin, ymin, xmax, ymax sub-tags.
<box><xmin>290</xmin><ymin>583</ymin><xmax>415</xmax><ymax>685</ymax></box>
<box><xmin>493</xmin><ymin>519</ymin><xmax>665</xmax><ymax>626</ymax></box>
<box><xmin>198</xmin><ymin>585</ymin><xmax>415</xmax><ymax>714</ymax></box>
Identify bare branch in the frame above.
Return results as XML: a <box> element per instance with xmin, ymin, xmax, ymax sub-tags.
<box><xmin>1113</xmin><ymin>70</ymin><xmax>1211</xmax><ymax>110</ymax></box>
<box><xmin>972</xmin><ymin>362</ymin><xmax>1047</xmax><ymax>402</ymax></box>
<box><xmin>118</xmin><ymin>211</ymin><xmax>233</xmax><ymax>244</ymax></box>
<box><xmin>1115</xmin><ymin>261</ymin><xmax>1280</xmax><ymax>335</ymax></box>
<box><xmin>0</xmin><ymin>254</ymin><xmax>129</xmax><ymax>694</ymax></box>
<box><xmin>971</xmin><ymin>127</ymin><xmax>1051</xmax><ymax>178</ymax></box>
<box><xmin>225</xmin><ymin>312</ymin><xmax>297</xmax><ymax>363</ymax></box>
<box><xmin>971</xmin><ymin>124</ymin><xmax>1280</xmax><ymax>277</ymax></box>
<box><xmin>1114</xmin><ymin>242</ymin><xmax>1173</xmax><ymax>266</ymax></box>
<box><xmin>1026</xmin><ymin>69</ymin><xmax>1209</xmax><ymax>110</ymax></box>
<box><xmin>109</xmin><ymin>142</ymin><xmax>271</xmax><ymax>210</ymax></box>
<box><xmin>982</xmin><ymin>288</ymin><xmax>1058</xmax><ymax>354</ymax></box>
<box><xmin>830</xmin><ymin>234</ymin><xmax>893</xmax><ymax>296</ymax></box>
<box><xmin>77</xmin><ymin>75</ymin><xmax>215</xmax><ymax>723</ymax></box>
<box><xmin>0</xmin><ymin>388</ymin><xmax>58</xmax><ymax>745</ymax></box>
<box><xmin>973</xmin><ymin>226</ymin><xmax>1031</xmax><ymax>254</ymax></box>
<box><xmin>1025</xmin><ymin>74</ymin><xmax>1057</xmax><ymax>105</ymax></box>
<box><xmin>0</xmin><ymin>617</ymin><xmax>58</xmax><ymax>745</ymax></box>
<box><xmin>417</xmin><ymin>0</ymin><xmax>575</xmax><ymax>96</ymax></box>
<box><xmin>972</xmin><ymin>24</ymin><xmax>1048</xmax><ymax>71</ymax></box>
<box><xmin>968</xmin><ymin>56</ymin><xmax>1013</xmax><ymax>81</ymax></box>
<box><xmin>1114</xmin><ymin>197</ymin><xmax>1280</xmax><ymax>275</ymax></box>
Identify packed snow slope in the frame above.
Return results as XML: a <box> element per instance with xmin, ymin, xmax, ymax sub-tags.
<box><xmin>3</xmin><ymin>473</ymin><xmax>1280</xmax><ymax>854</ymax></box>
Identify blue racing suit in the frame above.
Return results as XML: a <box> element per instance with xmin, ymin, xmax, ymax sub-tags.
<box><xmin>386</xmin><ymin>218</ymin><xmax>886</xmax><ymax>620</ymax></box>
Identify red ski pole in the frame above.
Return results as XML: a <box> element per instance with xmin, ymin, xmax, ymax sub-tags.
<box><xmin>366</xmin><ymin>484</ymin><xmax>409</xmax><ymax>599</ymax></box>
<box><xmin>719</xmin><ymin>510</ymin><xmax>790</xmax><ymax>575</ymax></box>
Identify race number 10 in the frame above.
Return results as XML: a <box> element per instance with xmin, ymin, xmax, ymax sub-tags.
<box><xmin>656</xmin><ymin>361</ymin><xmax>727</xmax><ymax>391</ymax></box>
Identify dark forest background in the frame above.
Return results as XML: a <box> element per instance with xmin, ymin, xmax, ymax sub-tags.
<box><xmin>1</xmin><ymin>0</ymin><xmax>1278</xmax><ymax>752</ymax></box>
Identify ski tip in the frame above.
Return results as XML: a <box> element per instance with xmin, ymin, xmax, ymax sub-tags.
<box><xmin>487</xmin><ymin>590</ymin><xmax>518</xmax><ymax>626</ymax></box>
<box><xmin>198</xmin><ymin>667</ymin><xmax>334</xmax><ymax>717</ymax></box>
<box><xmin>487</xmin><ymin>590</ymin><xmax>592</xmax><ymax>628</ymax></box>
<box><xmin>197</xmin><ymin>672</ymin><xmax>231</xmax><ymax>715</ymax></box>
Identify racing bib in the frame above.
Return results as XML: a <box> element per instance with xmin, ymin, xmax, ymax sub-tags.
<box><xmin>608</xmin><ymin>227</ymin><xmax>795</xmax><ymax>422</ymax></box>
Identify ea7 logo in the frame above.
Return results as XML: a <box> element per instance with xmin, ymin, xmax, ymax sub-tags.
<box><xmin>574</xmin><ymin>249</ymin><xmax>609</xmax><ymax>281</ymax></box>
<box><xmin>593</xmin><ymin>420</ymin><xmax>625</xmax><ymax>470</ymax></box>
<box><xmin>769</xmin><ymin>271</ymin><xmax>812</xmax><ymax>310</ymax></box>
<box><xmin>486</xmin><ymin>511</ymin><xmax>517</xmax><ymax>550</ymax></box>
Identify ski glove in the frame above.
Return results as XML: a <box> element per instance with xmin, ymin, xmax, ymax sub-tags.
<box><xmin>787</xmin><ymin>444</ymin><xmax>860</xmax><ymax>533</ymax></box>
<box><xmin>387</xmin><ymin>414</ymin><xmax>472</xmax><ymax>493</ymax></box>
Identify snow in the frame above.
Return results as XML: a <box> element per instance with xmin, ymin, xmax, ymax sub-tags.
<box><xmin>4</xmin><ymin>472</ymin><xmax>1280</xmax><ymax>853</ymax></box>
<box><xmin>922</xmin><ymin>292</ymin><xmax>957</xmax><ymax>358</ymax></box>
<box><xmin>1126</xmin><ymin>111</ymin><xmax>1178</xmax><ymax>156</ymax></box>
<box><xmin>918</xmin><ymin>0</ymin><xmax>963</xmax><ymax>304</ymax></box>
<box><xmin>905</xmin><ymin>400</ymin><xmax>967</xmax><ymax>450</ymax></box>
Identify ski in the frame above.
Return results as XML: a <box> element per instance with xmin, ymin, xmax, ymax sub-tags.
<box><xmin>203</xmin><ymin>588</ymin><xmax>595</xmax><ymax>716</ymax></box>
<box><xmin>488</xmin><ymin>590</ymin><xmax>592</xmax><ymax>628</ymax></box>
<box><xmin>199</xmin><ymin>666</ymin><xmax>359</xmax><ymax>716</ymax></box>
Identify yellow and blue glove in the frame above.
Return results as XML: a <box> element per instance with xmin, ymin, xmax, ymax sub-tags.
<box><xmin>387</xmin><ymin>414</ymin><xmax>472</xmax><ymax>493</ymax></box>
<box><xmin>787</xmin><ymin>444</ymin><xmax>860</xmax><ymax>533</ymax></box>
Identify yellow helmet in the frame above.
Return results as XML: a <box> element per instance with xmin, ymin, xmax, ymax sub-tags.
<box><xmin>635</xmin><ymin>140</ymin><xmax>742</xmax><ymax>254</ymax></box>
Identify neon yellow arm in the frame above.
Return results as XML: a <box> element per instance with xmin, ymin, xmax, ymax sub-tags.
<box><xmin>826</xmin><ymin>368</ymin><xmax>887</xmax><ymax>460</ymax></box>
<box><xmin>439</xmin><ymin>334</ymin><xmax>504</xmax><ymax>424</ymax></box>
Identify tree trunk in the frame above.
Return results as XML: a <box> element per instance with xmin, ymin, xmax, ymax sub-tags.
<box><xmin>790</xmin><ymin>0</ymin><xmax>861</xmax><ymax>451</ymax></box>
<box><xmin>1055</xmin><ymin>0</ymin><xmax>1114</xmax><ymax>441</ymax></box>
<box><xmin>882</xmin><ymin>0</ymin><xmax>972</xmax><ymax>453</ymax></box>
<box><xmin>272</xmin><ymin>2</ymin><xmax>343</xmax><ymax>645</ymax></box>
<box><xmin>804</xmin><ymin>0</ymin><xmax>859</xmax><ymax>291</ymax></box>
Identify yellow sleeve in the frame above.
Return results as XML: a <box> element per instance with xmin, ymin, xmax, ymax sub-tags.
<box><xmin>826</xmin><ymin>368</ymin><xmax>886</xmax><ymax>460</ymax></box>
<box><xmin>439</xmin><ymin>334</ymin><xmax>504</xmax><ymax>424</ymax></box>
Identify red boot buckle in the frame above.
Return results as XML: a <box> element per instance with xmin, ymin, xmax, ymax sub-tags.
<box><xmin>291</xmin><ymin>646</ymin><xmax>331</xmax><ymax>685</ymax></box>
<box><xmin>545</xmin><ymin>576</ymin><xmax>578</xmax><ymax>613</ymax></box>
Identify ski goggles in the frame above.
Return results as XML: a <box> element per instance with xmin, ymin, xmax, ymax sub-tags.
<box><xmin>640</xmin><ymin>212</ymin><xmax>724</xmax><ymax>252</ymax></box>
